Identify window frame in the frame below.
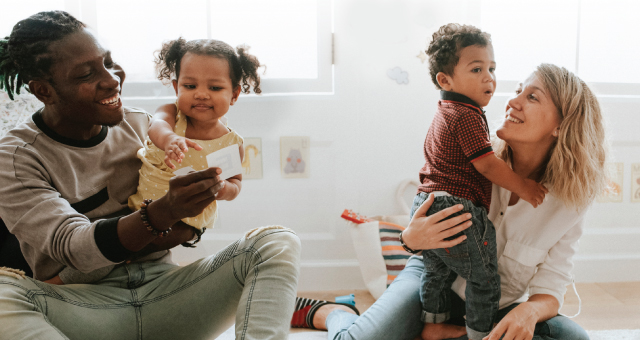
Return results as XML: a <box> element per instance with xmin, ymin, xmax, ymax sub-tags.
<box><xmin>62</xmin><ymin>0</ymin><xmax>334</xmax><ymax>99</ymax></box>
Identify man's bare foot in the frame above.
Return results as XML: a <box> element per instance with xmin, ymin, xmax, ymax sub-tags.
<box><xmin>421</xmin><ymin>323</ymin><xmax>466</xmax><ymax>340</ymax></box>
<box><xmin>312</xmin><ymin>304</ymin><xmax>358</xmax><ymax>330</ymax></box>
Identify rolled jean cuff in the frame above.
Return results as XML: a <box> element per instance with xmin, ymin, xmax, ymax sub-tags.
<box><xmin>421</xmin><ymin>310</ymin><xmax>449</xmax><ymax>323</ymax></box>
<box><xmin>467</xmin><ymin>326</ymin><xmax>491</xmax><ymax>340</ymax></box>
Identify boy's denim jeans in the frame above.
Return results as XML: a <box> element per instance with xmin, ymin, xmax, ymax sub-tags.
<box><xmin>411</xmin><ymin>192</ymin><xmax>500</xmax><ymax>340</ymax></box>
<box><xmin>0</xmin><ymin>227</ymin><xmax>300</xmax><ymax>340</ymax></box>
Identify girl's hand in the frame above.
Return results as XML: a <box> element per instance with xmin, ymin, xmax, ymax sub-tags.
<box><xmin>402</xmin><ymin>193</ymin><xmax>473</xmax><ymax>251</ymax></box>
<box><xmin>483</xmin><ymin>303</ymin><xmax>537</xmax><ymax>340</ymax></box>
<box><xmin>163</xmin><ymin>135</ymin><xmax>203</xmax><ymax>169</ymax></box>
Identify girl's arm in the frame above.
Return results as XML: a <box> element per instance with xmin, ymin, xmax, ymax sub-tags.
<box><xmin>149</xmin><ymin>103</ymin><xmax>202</xmax><ymax>169</ymax></box>
<box><xmin>212</xmin><ymin>144</ymin><xmax>244</xmax><ymax>201</ymax></box>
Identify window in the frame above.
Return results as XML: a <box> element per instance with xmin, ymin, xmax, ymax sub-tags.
<box><xmin>0</xmin><ymin>0</ymin><xmax>333</xmax><ymax>97</ymax></box>
<box><xmin>419</xmin><ymin>0</ymin><xmax>640</xmax><ymax>94</ymax></box>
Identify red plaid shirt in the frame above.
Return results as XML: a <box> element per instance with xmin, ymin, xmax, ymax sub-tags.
<box><xmin>418</xmin><ymin>91</ymin><xmax>493</xmax><ymax>210</ymax></box>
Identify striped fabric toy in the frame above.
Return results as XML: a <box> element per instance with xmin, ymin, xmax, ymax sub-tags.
<box><xmin>341</xmin><ymin>210</ymin><xmax>413</xmax><ymax>286</ymax></box>
<box><xmin>378</xmin><ymin>221</ymin><xmax>412</xmax><ymax>286</ymax></box>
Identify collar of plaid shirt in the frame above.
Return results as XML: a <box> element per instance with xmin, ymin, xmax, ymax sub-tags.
<box><xmin>440</xmin><ymin>90</ymin><xmax>485</xmax><ymax>114</ymax></box>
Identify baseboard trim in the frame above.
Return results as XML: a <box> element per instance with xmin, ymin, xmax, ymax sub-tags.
<box><xmin>298</xmin><ymin>260</ymin><xmax>365</xmax><ymax>291</ymax></box>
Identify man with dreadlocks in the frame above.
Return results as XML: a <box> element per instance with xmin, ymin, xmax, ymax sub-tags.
<box><xmin>0</xmin><ymin>11</ymin><xmax>300</xmax><ymax>340</ymax></box>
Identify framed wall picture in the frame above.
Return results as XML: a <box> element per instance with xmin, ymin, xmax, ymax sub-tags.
<box><xmin>597</xmin><ymin>162</ymin><xmax>624</xmax><ymax>203</ymax></box>
<box><xmin>242</xmin><ymin>138</ymin><xmax>263</xmax><ymax>179</ymax></box>
<box><xmin>280</xmin><ymin>136</ymin><xmax>310</xmax><ymax>178</ymax></box>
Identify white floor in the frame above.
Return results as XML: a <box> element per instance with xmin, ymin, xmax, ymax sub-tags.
<box><xmin>215</xmin><ymin>327</ymin><xmax>640</xmax><ymax>340</ymax></box>
<box><xmin>587</xmin><ymin>330</ymin><xmax>640</xmax><ymax>340</ymax></box>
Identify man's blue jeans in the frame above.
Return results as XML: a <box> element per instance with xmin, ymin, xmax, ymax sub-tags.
<box><xmin>412</xmin><ymin>192</ymin><xmax>500</xmax><ymax>340</ymax></box>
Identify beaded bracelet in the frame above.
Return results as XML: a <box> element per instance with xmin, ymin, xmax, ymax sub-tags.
<box><xmin>140</xmin><ymin>199</ymin><xmax>171</xmax><ymax>237</ymax></box>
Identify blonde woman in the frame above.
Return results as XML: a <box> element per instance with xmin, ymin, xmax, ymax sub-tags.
<box><xmin>304</xmin><ymin>64</ymin><xmax>606</xmax><ymax>340</ymax></box>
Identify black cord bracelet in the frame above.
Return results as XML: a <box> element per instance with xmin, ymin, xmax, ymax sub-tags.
<box><xmin>140</xmin><ymin>199</ymin><xmax>171</xmax><ymax>237</ymax></box>
<box><xmin>182</xmin><ymin>227</ymin><xmax>205</xmax><ymax>248</ymax></box>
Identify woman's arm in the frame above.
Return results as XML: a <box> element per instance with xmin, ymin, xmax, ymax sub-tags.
<box><xmin>401</xmin><ymin>193</ymin><xmax>473</xmax><ymax>251</ymax></box>
<box><xmin>484</xmin><ymin>294</ymin><xmax>558</xmax><ymax>340</ymax></box>
<box><xmin>149</xmin><ymin>103</ymin><xmax>202</xmax><ymax>169</ymax></box>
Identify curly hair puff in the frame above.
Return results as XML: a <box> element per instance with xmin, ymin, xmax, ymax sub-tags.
<box><xmin>0</xmin><ymin>11</ymin><xmax>85</xmax><ymax>100</ymax></box>
<box><xmin>426</xmin><ymin>23</ymin><xmax>491</xmax><ymax>90</ymax></box>
<box><xmin>155</xmin><ymin>38</ymin><xmax>262</xmax><ymax>94</ymax></box>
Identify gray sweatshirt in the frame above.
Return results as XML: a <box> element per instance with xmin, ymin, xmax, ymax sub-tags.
<box><xmin>0</xmin><ymin>107</ymin><xmax>170</xmax><ymax>282</ymax></box>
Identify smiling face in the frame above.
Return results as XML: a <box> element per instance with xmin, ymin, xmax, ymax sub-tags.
<box><xmin>437</xmin><ymin>44</ymin><xmax>496</xmax><ymax>107</ymax></box>
<box><xmin>496</xmin><ymin>74</ymin><xmax>561</xmax><ymax>147</ymax></box>
<box><xmin>45</xmin><ymin>28</ymin><xmax>125</xmax><ymax>130</ymax></box>
<box><xmin>172</xmin><ymin>53</ymin><xmax>241</xmax><ymax>127</ymax></box>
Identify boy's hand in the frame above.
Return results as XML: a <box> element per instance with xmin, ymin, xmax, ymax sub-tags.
<box><xmin>519</xmin><ymin>179</ymin><xmax>548</xmax><ymax>208</ymax></box>
<box><xmin>163</xmin><ymin>135</ymin><xmax>203</xmax><ymax>169</ymax></box>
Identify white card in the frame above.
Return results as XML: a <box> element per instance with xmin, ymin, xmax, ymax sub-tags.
<box><xmin>173</xmin><ymin>166</ymin><xmax>196</xmax><ymax>176</ymax></box>
<box><xmin>206</xmin><ymin>144</ymin><xmax>243</xmax><ymax>180</ymax></box>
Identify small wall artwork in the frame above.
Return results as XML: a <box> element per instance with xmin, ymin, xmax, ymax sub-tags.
<box><xmin>242</xmin><ymin>138</ymin><xmax>263</xmax><ymax>179</ymax></box>
<box><xmin>280</xmin><ymin>136</ymin><xmax>310</xmax><ymax>178</ymax></box>
<box><xmin>597</xmin><ymin>162</ymin><xmax>624</xmax><ymax>203</ymax></box>
<box><xmin>631</xmin><ymin>163</ymin><xmax>640</xmax><ymax>203</ymax></box>
<box><xmin>387</xmin><ymin>67</ymin><xmax>409</xmax><ymax>84</ymax></box>
<box><xmin>416</xmin><ymin>50</ymin><xmax>428</xmax><ymax>63</ymax></box>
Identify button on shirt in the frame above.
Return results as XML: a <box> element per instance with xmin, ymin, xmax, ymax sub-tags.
<box><xmin>451</xmin><ymin>184</ymin><xmax>586</xmax><ymax>310</ymax></box>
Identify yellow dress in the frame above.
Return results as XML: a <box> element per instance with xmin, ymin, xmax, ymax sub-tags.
<box><xmin>128</xmin><ymin>111</ymin><xmax>243</xmax><ymax>230</ymax></box>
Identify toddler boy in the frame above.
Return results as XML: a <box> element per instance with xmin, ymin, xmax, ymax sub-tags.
<box><xmin>404</xmin><ymin>23</ymin><xmax>547</xmax><ymax>340</ymax></box>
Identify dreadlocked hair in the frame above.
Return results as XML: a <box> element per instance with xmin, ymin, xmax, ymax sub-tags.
<box><xmin>155</xmin><ymin>38</ymin><xmax>262</xmax><ymax>94</ymax></box>
<box><xmin>426</xmin><ymin>23</ymin><xmax>491</xmax><ymax>90</ymax></box>
<box><xmin>0</xmin><ymin>11</ymin><xmax>85</xmax><ymax>100</ymax></box>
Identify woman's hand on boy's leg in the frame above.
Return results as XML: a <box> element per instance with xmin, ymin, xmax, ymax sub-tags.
<box><xmin>403</xmin><ymin>194</ymin><xmax>472</xmax><ymax>251</ymax></box>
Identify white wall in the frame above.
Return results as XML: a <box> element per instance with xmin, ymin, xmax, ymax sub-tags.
<box><xmin>129</xmin><ymin>0</ymin><xmax>640</xmax><ymax>290</ymax></box>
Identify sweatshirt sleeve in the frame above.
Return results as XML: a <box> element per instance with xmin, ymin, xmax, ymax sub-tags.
<box><xmin>528</xmin><ymin>215</ymin><xmax>584</xmax><ymax>310</ymax></box>
<box><xmin>0</xmin><ymin>144</ymin><xmax>123</xmax><ymax>275</ymax></box>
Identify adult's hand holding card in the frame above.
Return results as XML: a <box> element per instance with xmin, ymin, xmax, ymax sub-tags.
<box><xmin>206</xmin><ymin>144</ymin><xmax>243</xmax><ymax>180</ymax></box>
<box><xmin>173</xmin><ymin>166</ymin><xmax>196</xmax><ymax>176</ymax></box>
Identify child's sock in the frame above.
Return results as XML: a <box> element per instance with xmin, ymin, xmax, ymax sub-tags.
<box><xmin>291</xmin><ymin>297</ymin><xmax>360</xmax><ymax>329</ymax></box>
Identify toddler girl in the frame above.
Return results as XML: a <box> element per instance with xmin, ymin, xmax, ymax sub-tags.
<box><xmin>129</xmin><ymin>38</ymin><xmax>261</xmax><ymax>243</ymax></box>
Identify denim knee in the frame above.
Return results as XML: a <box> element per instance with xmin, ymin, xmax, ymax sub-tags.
<box><xmin>541</xmin><ymin>314</ymin><xmax>590</xmax><ymax>340</ymax></box>
<box><xmin>244</xmin><ymin>227</ymin><xmax>301</xmax><ymax>260</ymax></box>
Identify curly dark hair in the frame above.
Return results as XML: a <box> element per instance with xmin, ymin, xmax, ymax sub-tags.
<box><xmin>0</xmin><ymin>11</ymin><xmax>85</xmax><ymax>100</ymax></box>
<box><xmin>155</xmin><ymin>38</ymin><xmax>262</xmax><ymax>94</ymax></box>
<box><xmin>426</xmin><ymin>23</ymin><xmax>491</xmax><ymax>90</ymax></box>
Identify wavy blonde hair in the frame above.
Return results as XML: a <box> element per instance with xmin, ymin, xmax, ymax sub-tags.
<box><xmin>493</xmin><ymin>64</ymin><xmax>607</xmax><ymax>209</ymax></box>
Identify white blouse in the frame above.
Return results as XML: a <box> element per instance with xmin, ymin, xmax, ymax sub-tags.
<box><xmin>451</xmin><ymin>184</ymin><xmax>585</xmax><ymax>310</ymax></box>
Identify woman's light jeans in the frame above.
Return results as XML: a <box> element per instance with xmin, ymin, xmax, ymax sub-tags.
<box><xmin>326</xmin><ymin>256</ymin><xmax>590</xmax><ymax>340</ymax></box>
<box><xmin>0</xmin><ymin>227</ymin><xmax>300</xmax><ymax>340</ymax></box>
